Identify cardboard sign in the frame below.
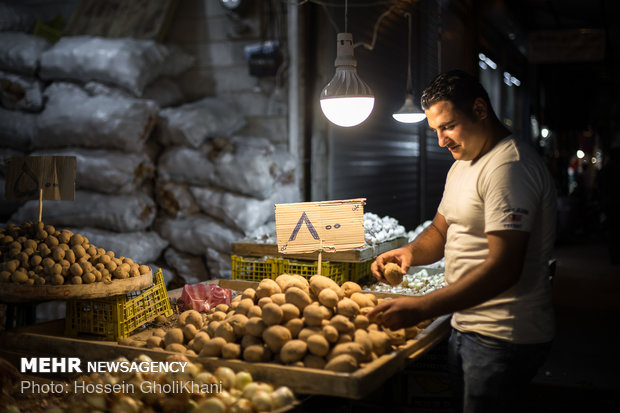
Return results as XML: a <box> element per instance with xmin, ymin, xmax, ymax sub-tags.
<box><xmin>275</xmin><ymin>198</ymin><xmax>366</xmax><ymax>254</ymax></box>
<box><xmin>5</xmin><ymin>156</ymin><xmax>76</xmax><ymax>201</ymax></box>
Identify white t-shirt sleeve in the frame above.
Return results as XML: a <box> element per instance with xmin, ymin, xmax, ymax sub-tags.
<box><xmin>481</xmin><ymin>161</ymin><xmax>540</xmax><ymax>233</ymax></box>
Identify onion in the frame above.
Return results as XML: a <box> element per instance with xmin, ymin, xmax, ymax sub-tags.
<box><xmin>251</xmin><ymin>390</ymin><xmax>273</xmax><ymax>412</ymax></box>
<box><xmin>271</xmin><ymin>386</ymin><xmax>295</xmax><ymax>408</ymax></box>
<box><xmin>134</xmin><ymin>354</ymin><xmax>153</xmax><ymax>363</ymax></box>
<box><xmin>110</xmin><ymin>395</ymin><xmax>142</xmax><ymax>413</ymax></box>
<box><xmin>84</xmin><ymin>395</ymin><xmax>107</xmax><ymax>410</ymax></box>
<box><xmin>234</xmin><ymin>371</ymin><xmax>253</xmax><ymax>390</ymax></box>
<box><xmin>230</xmin><ymin>398</ymin><xmax>254</xmax><ymax>413</ymax></box>
<box><xmin>214</xmin><ymin>366</ymin><xmax>236</xmax><ymax>390</ymax></box>
<box><xmin>241</xmin><ymin>382</ymin><xmax>261</xmax><ymax>400</ymax></box>
<box><xmin>195</xmin><ymin>371</ymin><xmax>218</xmax><ymax>386</ymax></box>
<box><xmin>194</xmin><ymin>397</ymin><xmax>226</xmax><ymax>413</ymax></box>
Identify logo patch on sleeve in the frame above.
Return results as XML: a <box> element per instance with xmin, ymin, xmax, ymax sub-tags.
<box><xmin>501</xmin><ymin>208</ymin><xmax>529</xmax><ymax>228</ymax></box>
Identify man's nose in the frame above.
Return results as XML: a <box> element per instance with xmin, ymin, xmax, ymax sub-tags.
<box><xmin>437</xmin><ymin>131</ymin><xmax>447</xmax><ymax>147</ymax></box>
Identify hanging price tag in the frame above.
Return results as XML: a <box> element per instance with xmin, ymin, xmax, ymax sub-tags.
<box><xmin>5</xmin><ymin>156</ymin><xmax>76</xmax><ymax>201</ymax></box>
<box><xmin>275</xmin><ymin>198</ymin><xmax>366</xmax><ymax>254</ymax></box>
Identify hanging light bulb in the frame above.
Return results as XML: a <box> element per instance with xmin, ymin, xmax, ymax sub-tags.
<box><xmin>320</xmin><ymin>33</ymin><xmax>375</xmax><ymax>127</ymax></box>
<box><xmin>392</xmin><ymin>12</ymin><xmax>425</xmax><ymax>124</ymax></box>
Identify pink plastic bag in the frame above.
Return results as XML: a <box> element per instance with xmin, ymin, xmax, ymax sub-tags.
<box><xmin>179</xmin><ymin>283</ymin><xmax>232</xmax><ymax>312</ymax></box>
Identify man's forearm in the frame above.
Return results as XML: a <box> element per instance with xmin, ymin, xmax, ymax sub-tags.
<box><xmin>407</xmin><ymin>221</ymin><xmax>446</xmax><ymax>267</ymax></box>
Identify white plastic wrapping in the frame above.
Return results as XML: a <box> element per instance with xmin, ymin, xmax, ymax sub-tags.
<box><xmin>0</xmin><ymin>32</ymin><xmax>50</xmax><ymax>75</ymax></box>
<box><xmin>158</xmin><ymin>137</ymin><xmax>287</xmax><ymax>199</ymax></box>
<box><xmin>65</xmin><ymin>227</ymin><xmax>168</xmax><ymax>264</ymax></box>
<box><xmin>39</xmin><ymin>36</ymin><xmax>194</xmax><ymax>96</ymax></box>
<box><xmin>0</xmin><ymin>106</ymin><xmax>36</xmax><ymax>151</ymax></box>
<box><xmin>155</xmin><ymin>181</ymin><xmax>201</xmax><ymax>217</ymax></box>
<box><xmin>206</xmin><ymin>247</ymin><xmax>232</xmax><ymax>280</ymax></box>
<box><xmin>213</xmin><ymin>136</ymin><xmax>277</xmax><ymax>199</ymax></box>
<box><xmin>273</xmin><ymin>144</ymin><xmax>297</xmax><ymax>185</ymax></box>
<box><xmin>10</xmin><ymin>190</ymin><xmax>156</xmax><ymax>232</ymax></box>
<box><xmin>83</xmin><ymin>78</ymin><xmax>185</xmax><ymax>108</ymax></box>
<box><xmin>190</xmin><ymin>183</ymin><xmax>301</xmax><ymax>235</ymax></box>
<box><xmin>155</xmin><ymin>215</ymin><xmax>243</xmax><ymax>256</ymax></box>
<box><xmin>164</xmin><ymin>247</ymin><xmax>210</xmax><ymax>284</ymax></box>
<box><xmin>157</xmin><ymin>144</ymin><xmax>216</xmax><ymax>185</ymax></box>
<box><xmin>156</xmin><ymin>97</ymin><xmax>246</xmax><ymax>148</ymax></box>
<box><xmin>30</xmin><ymin>148</ymin><xmax>154</xmax><ymax>194</ymax></box>
<box><xmin>141</xmin><ymin>78</ymin><xmax>184</xmax><ymax>108</ymax></box>
<box><xmin>0</xmin><ymin>70</ymin><xmax>44</xmax><ymax>112</ymax></box>
<box><xmin>34</xmin><ymin>82</ymin><xmax>157</xmax><ymax>152</ymax></box>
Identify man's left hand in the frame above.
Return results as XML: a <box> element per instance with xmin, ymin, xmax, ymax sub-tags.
<box><xmin>367</xmin><ymin>296</ymin><xmax>426</xmax><ymax>330</ymax></box>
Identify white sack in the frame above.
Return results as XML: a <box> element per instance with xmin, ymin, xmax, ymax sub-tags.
<box><xmin>273</xmin><ymin>144</ymin><xmax>297</xmax><ymax>184</ymax></box>
<box><xmin>64</xmin><ymin>227</ymin><xmax>168</xmax><ymax>264</ymax></box>
<box><xmin>34</xmin><ymin>82</ymin><xmax>157</xmax><ymax>152</ymax></box>
<box><xmin>10</xmin><ymin>191</ymin><xmax>156</xmax><ymax>232</ymax></box>
<box><xmin>155</xmin><ymin>215</ymin><xmax>243</xmax><ymax>256</ymax></box>
<box><xmin>212</xmin><ymin>136</ymin><xmax>277</xmax><ymax>199</ymax></box>
<box><xmin>0</xmin><ymin>32</ymin><xmax>50</xmax><ymax>75</ymax></box>
<box><xmin>83</xmin><ymin>78</ymin><xmax>184</xmax><ymax>108</ymax></box>
<box><xmin>39</xmin><ymin>36</ymin><xmax>194</xmax><ymax>96</ymax></box>
<box><xmin>206</xmin><ymin>247</ymin><xmax>232</xmax><ymax>280</ymax></box>
<box><xmin>0</xmin><ymin>106</ymin><xmax>35</xmax><ymax>151</ymax></box>
<box><xmin>164</xmin><ymin>247</ymin><xmax>210</xmax><ymax>284</ymax></box>
<box><xmin>0</xmin><ymin>70</ymin><xmax>44</xmax><ymax>112</ymax></box>
<box><xmin>190</xmin><ymin>184</ymin><xmax>301</xmax><ymax>235</ymax></box>
<box><xmin>157</xmin><ymin>145</ymin><xmax>216</xmax><ymax>185</ymax></box>
<box><xmin>30</xmin><ymin>148</ymin><xmax>154</xmax><ymax>194</ymax></box>
<box><xmin>155</xmin><ymin>181</ymin><xmax>200</xmax><ymax>217</ymax></box>
<box><xmin>157</xmin><ymin>97</ymin><xmax>245</xmax><ymax>148</ymax></box>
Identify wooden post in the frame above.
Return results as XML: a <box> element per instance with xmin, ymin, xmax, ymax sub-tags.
<box><xmin>38</xmin><ymin>187</ymin><xmax>43</xmax><ymax>222</ymax></box>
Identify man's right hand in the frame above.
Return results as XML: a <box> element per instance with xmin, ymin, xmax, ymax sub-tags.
<box><xmin>371</xmin><ymin>246</ymin><xmax>413</xmax><ymax>284</ymax></box>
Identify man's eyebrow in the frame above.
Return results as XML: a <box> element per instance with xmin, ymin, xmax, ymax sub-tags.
<box><xmin>429</xmin><ymin>120</ymin><xmax>454</xmax><ymax>131</ymax></box>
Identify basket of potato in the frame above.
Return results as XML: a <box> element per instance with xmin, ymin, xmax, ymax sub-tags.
<box><xmin>125</xmin><ymin>274</ymin><xmax>429</xmax><ymax>374</ymax></box>
<box><xmin>0</xmin><ymin>222</ymin><xmax>153</xmax><ymax>302</ymax></box>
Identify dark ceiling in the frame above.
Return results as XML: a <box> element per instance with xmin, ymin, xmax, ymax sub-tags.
<box><xmin>500</xmin><ymin>0</ymin><xmax>620</xmax><ymax>149</ymax></box>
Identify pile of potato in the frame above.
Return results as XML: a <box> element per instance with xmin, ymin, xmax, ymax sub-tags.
<box><xmin>0</xmin><ymin>222</ymin><xmax>150</xmax><ymax>286</ymax></box>
<box><xmin>125</xmin><ymin>274</ymin><xmax>429</xmax><ymax>373</ymax></box>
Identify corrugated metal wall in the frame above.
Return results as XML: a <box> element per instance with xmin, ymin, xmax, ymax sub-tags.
<box><xmin>327</xmin><ymin>0</ymin><xmax>453</xmax><ymax>231</ymax></box>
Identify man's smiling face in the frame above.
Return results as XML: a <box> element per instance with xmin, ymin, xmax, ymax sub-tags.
<box><xmin>425</xmin><ymin>100</ymin><xmax>487</xmax><ymax>161</ymax></box>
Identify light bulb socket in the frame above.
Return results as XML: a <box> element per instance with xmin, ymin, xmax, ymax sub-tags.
<box><xmin>320</xmin><ymin>33</ymin><xmax>373</xmax><ymax>99</ymax></box>
<box><xmin>335</xmin><ymin>33</ymin><xmax>357</xmax><ymax>67</ymax></box>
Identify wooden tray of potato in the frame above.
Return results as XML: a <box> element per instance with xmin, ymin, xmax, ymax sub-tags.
<box><xmin>0</xmin><ymin>277</ymin><xmax>450</xmax><ymax>399</ymax></box>
<box><xmin>0</xmin><ymin>270</ymin><xmax>153</xmax><ymax>302</ymax></box>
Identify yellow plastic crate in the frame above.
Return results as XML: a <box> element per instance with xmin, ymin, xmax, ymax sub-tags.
<box><xmin>231</xmin><ymin>255</ymin><xmax>349</xmax><ymax>285</ymax></box>
<box><xmin>232</xmin><ymin>256</ymin><xmax>280</xmax><ymax>281</ymax></box>
<box><xmin>65</xmin><ymin>268</ymin><xmax>172</xmax><ymax>341</ymax></box>
<box><xmin>347</xmin><ymin>260</ymin><xmax>374</xmax><ymax>283</ymax></box>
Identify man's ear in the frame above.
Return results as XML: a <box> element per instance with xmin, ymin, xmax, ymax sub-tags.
<box><xmin>473</xmin><ymin>97</ymin><xmax>488</xmax><ymax>120</ymax></box>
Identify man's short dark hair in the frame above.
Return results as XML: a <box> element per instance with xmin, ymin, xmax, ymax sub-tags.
<box><xmin>420</xmin><ymin>70</ymin><xmax>493</xmax><ymax>119</ymax></box>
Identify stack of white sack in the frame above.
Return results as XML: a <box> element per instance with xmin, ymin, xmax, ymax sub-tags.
<box><xmin>155</xmin><ymin>132</ymin><xmax>299</xmax><ymax>281</ymax></box>
<box><xmin>3</xmin><ymin>34</ymin><xmax>196</xmax><ymax>276</ymax></box>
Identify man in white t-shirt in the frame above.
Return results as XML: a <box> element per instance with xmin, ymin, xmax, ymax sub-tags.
<box><xmin>369</xmin><ymin>70</ymin><xmax>556</xmax><ymax>413</ymax></box>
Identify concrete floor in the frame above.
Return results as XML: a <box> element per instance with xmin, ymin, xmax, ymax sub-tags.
<box><xmin>528</xmin><ymin>238</ymin><xmax>620</xmax><ymax>412</ymax></box>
